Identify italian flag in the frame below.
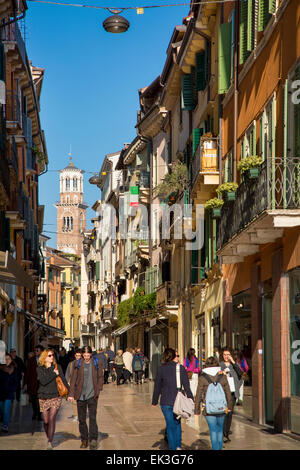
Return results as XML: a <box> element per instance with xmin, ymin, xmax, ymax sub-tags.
<box><xmin>130</xmin><ymin>186</ymin><xmax>139</xmax><ymax>207</ymax></box>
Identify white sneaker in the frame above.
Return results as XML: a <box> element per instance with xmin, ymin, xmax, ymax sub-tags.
<box><xmin>176</xmin><ymin>447</ymin><xmax>182</xmax><ymax>450</ymax></box>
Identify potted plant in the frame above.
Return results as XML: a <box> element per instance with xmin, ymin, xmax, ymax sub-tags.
<box><xmin>204</xmin><ymin>197</ymin><xmax>224</xmax><ymax>218</ymax></box>
<box><xmin>154</xmin><ymin>162</ymin><xmax>188</xmax><ymax>204</ymax></box>
<box><xmin>237</xmin><ymin>155</ymin><xmax>263</xmax><ymax>179</ymax></box>
<box><xmin>216</xmin><ymin>182</ymin><xmax>239</xmax><ymax>201</ymax></box>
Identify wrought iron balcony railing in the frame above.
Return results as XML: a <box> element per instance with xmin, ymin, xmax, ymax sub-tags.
<box><xmin>5</xmin><ymin>91</ymin><xmax>21</xmax><ymax>125</ymax></box>
<box><xmin>10</xmin><ymin>137</ymin><xmax>18</xmax><ymax>174</ymax></box>
<box><xmin>156</xmin><ymin>281</ymin><xmax>180</xmax><ymax>310</ymax></box>
<box><xmin>1</xmin><ymin>22</ymin><xmax>26</xmax><ymax>66</ymax></box>
<box><xmin>192</xmin><ymin>137</ymin><xmax>219</xmax><ymax>187</ymax></box>
<box><xmin>217</xmin><ymin>157</ymin><xmax>300</xmax><ymax>251</ymax></box>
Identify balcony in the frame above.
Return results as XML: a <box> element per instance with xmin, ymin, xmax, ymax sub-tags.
<box><xmin>156</xmin><ymin>281</ymin><xmax>180</xmax><ymax>315</ymax></box>
<box><xmin>191</xmin><ymin>137</ymin><xmax>220</xmax><ymax>204</ymax></box>
<box><xmin>1</xmin><ymin>22</ymin><xmax>26</xmax><ymax>68</ymax></box>
<box><xmin>9</xmin><ymin>137</ymin><xmax>18</xmax><ymax>175</ymax></box>
<box><xmin>5</xmin><ymin>91</ymin><xmax>21</xmax><ymax>130</ymax></box>
<box><xmin>81</xmin><ymin>324</ymin><xmax>88</xmax><ymax>334</ymax></box>
<box><xmin>125</xmin><ymin>250</ymin><xmax>138</xmax><ymax>269</ymax></box>
<box><xmin>61</xmin><ymin>281</ymin><xmax>72</xmax><ymax>289</ymax></box>
<box><xmin>217</xmin><ymin>158</ymin><xmax>300</xmax><ymax>264</ymax></box>
<box><xmin>103</xmin><ymin>305</ymin><xmax>113</xmax><ymax>321</ymax></box>
<box><xmin>87</xmin><ymin>280</ymin><xmax>98</xmax><ymax>294</ymax></box>
<box><xmin>115</xmin><ymin>260</ymin><xmax>125</xmax><ymax>280</ymax></box>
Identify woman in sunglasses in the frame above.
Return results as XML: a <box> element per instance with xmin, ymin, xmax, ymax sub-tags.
<box><xmin>37</xmin><ymin>349</ymin><xmax>69</xmax><ymax>449</ymax></box>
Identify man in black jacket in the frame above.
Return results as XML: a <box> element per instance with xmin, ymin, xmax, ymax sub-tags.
<box><xmin>10</xmin><ymin>349</ymin><xmax>25</xmax><ymax>402</ymax></box>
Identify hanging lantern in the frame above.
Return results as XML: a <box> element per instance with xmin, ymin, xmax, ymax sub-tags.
<box><xmin>103</xmin><ymin>13</ymin><xmax>130</xmax><ymax>33</ymax></box>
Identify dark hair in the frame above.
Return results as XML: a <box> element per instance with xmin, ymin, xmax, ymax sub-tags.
<box><xmin>82</xmin><ymin>346</ymin><xmax>92</xmax><ymax>354</ymax></box>
<box><xmin>74</xmin><ymin>348</ymin><xmax>82</xmax><ymax>354</ymax></box>
<box><xmin>187</xmin><ymin>348</ymin><xmax>195</xmax><ymax>362</ymax></box>
<box><xmin>35</xmin><ymin>344</ymin><xmax>44</xmax><ymax>352</ymax></box>
<box><xmin>163</xmin><ymin>348</ymin><xmax>176</xmax><ymax>363</ymax></box>
<box><xmin>222</xmin><ymin>346</ymin><xmax>233</xmax><ymax>356</ymax></box>
<box><xmin>205</xmin><ymin>356</ymin><xmax>219</xmax><ymax>368</ymax></box>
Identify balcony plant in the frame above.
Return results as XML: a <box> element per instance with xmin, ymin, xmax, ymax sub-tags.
<box><xmin>154</xmin><ymin>162</ymin><xmax>188</xmax><ymax>203</ymax></box>
<box><xmin>204</xmin><ymin>197</ymin><xmax>224</xmax><ymax>218</ymax></box>
<box><xmin>237</xmin><ymin>155</ymin><xmax>263</xmax><ymax>179</ymax></box>
<box><xmin>117</xmin><ymin>297</ymin><xmax>133</xmax><ymax>326</ymax></box>
<box><xmin>216</xmin><ymin>182</ymin><xmax>239</xmax><ymax>201</ymax></box>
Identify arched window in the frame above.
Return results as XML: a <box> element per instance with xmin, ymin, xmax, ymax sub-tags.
<box><xmin>66</xmin><ymin>178</ymin><xmax>70</xmax><ymax>191</ymax></box>
<box><xmin>67</xmin><ymin>217</ymin><xmax>70</xmax><ymax>230</ymax></box>
<box><xmin>73</xmin><ymin>178</ymin><xmax>77</xmax><ymax>191</ymax></box>
<box><xmin>70</xmin><ymin>217</ymin><xmax>73</xmax><ymax>231</ymax></box>
<box><xmin>63</xmin><ymin>217</ymin><xmax>66</xmax><ymax>231</ymax></box>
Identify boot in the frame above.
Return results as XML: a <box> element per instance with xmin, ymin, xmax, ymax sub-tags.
<box><xmin>80</xmin><ymin>440</ymin><xmax>88</xmax><ymax>449</ymax></box>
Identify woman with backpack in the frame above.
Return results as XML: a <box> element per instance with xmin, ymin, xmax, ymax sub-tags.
<box><xmin>183</xmin><ymin>348</ymin><xmax>201</xmax><ymax>396</ymax></box>
<box><xmin>194</xmin><ymin>357</ymin><xmax>232</xmax><ymax>451</ymax></box>
<box><xmin>152</xmin><ymin>348</ymin><xmax>193</xmax><ymax>451</ymax></box>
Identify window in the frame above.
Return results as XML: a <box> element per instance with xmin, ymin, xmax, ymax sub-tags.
<box><xmin>245</xmin><ymin>122</ymin><xmax>256</xmax><ymax>157</ymax></box>
<box><xmin>66</xmin><ymin>178</ymin><xmax>70</xmax><ymax>191</ymax></box>
<box><xmin>73</xmin><ymin>178</ymin><xmax>77</xmax><ymax>191</ymax></box>
<box><xmin>224</xmin><ymin>151</ymin><xmax>233</xmax><ymax>182</ymax></box>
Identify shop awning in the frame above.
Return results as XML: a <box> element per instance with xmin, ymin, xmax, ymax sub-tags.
<box><xmin>24</xmin><ymin>312</ymin><xmax>65</xmax><ymax>339</ymax></box>
<box><xmin>0</xmin><ymin>251</ymin><xmax>34</xmax><ymax>290</ymax></box>
<box><xmin>112</xmin><ymin>322</ymin><xmax>138</xmax><ymax>337</ymax></box>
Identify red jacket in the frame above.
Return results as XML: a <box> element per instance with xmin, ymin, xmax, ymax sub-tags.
<box><xmin>24</xmin><ymin>356</ymin><xmax>39</xmax><ymax>395</ymax></box>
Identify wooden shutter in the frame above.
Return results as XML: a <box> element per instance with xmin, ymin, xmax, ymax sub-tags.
<box><xmin>240</xmin><ymin>0</ymin><xmax>250</xmax><ymax>64</ymax></box>
<box><xmin>231</xmin><ymin>9</ymin><xmax>235</xmax><ymax>81</ymax></box>
<box><xmin>283</xmin><ymin>79</ymin><xmax>289</xmax><ymax>161</ymax></box>
<box><xmin>95</xmin><ymin>261</ymin><xmax>100</xmax><ymax>280</ymax></box>
<box><xmin>191</xmin><ymin>248</ymin><xmax>198</xmax><ymax>285</ymax></box>
<box><xmin>196</xmin><ymin>51</ymin><xmax>206</xmax><ymax>91</ymax></box>
<box><xmin>294</xmin><ymin>67</ymin><xmax>300</xmax><ymax>157</ymax></box>
<box><xmin>272</xmin><ymin>97</ymin><xmax>276</xmax><ymax>159</ymax></box>
<box><xmin>181</xmin><ymin>74</ymin><xmax>194</xmax><ymax>110</ymax></box>
<box><xmin>258</xmin><ymin>0</ymin><xmax>270</xmax><ymax>31</ymax></box>
<box><xmin>224</xmin><ymin>156</ymin><xmax>229</xmax><ymax>182</ymax></box>
<box><xmin>193</xmin><ymin>128</ymin><xmax>201</xmax><ymax>155</ymax></box>
<box><xmin>269</xmin><ymin>0</ymin><xmax>276</xmax><ymax>14</ymax></box>
<box><xmin>247</xmin><ymin>0</ymin><xmax>254</xmax><ymax>52</ymax></box>
<box><xmin>218</xmin><ymin>22</ymin><xmax>232</xmax><ymax>94</ymax></box>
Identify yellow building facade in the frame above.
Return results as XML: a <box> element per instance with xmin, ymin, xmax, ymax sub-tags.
<box><xmin>60</xmin><ymin>256</ymin><xmax>81</xmax><ymax>349</ymax></box>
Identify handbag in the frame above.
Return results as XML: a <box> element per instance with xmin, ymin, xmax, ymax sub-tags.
<box><xmin>187</xmin><ymin>371</ymin><xmax>193</xmax><ymax>380</ymax></box>
<box><xmin>20</xmin><ymin>391</ymin><xmax>29</xmax><ymax>406</ymax></box>
<box><xmin>173</xmin><ymin>363</ymin><xmax>195</xmax><ymax>419</ymax></box>
<box><xmin>56</xmin><ymin>375</ymin><xmax>68</xmax><ymax>397</ymax></box>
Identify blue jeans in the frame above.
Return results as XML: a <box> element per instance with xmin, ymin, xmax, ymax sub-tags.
<box><xmin>206</xmin><ymin>414</ymin><xmax>225</xmax><ymax>450</ymax></box>
<box><xmin>0</xmin><ymin>399</ymin><xmax>13</xmax><ymax>427</ymax></box>
<box><xmin>161</xmin><ymin>405</ymin><xmax>181</xmax><ymax>450</ymax></box>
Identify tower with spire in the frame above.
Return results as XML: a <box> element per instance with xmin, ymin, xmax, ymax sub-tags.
<box><xmin>54</xmin><ymin>157</ymin><xmax>88</xmax><ymax>255</ymax></box>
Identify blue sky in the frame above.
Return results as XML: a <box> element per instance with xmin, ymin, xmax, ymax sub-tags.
<box><xmin>25</xmin><ymin>1</ymin><xmax>188</xmax><ymax>247</ymax></box>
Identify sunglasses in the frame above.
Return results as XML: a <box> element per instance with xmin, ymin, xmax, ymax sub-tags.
<box><xmin>47</xmin><ymin>354</ymin><xmax>54</xmax><ymax>357</ymax></box>
<box><xmin>176</xmin><ymin>354</ymin><xmax>179</xmax><ymax>357</ymax></box>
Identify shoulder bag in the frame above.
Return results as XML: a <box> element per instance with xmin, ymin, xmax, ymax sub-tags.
<box><xmin>56</xmin><ymin>372</ymin><xmax>68</xmax><ymax>397</ymax></box>
<box><xmin>173</xmin><ymin>363</ymin><xmax>195</xmax><ymax>419</ymax></box>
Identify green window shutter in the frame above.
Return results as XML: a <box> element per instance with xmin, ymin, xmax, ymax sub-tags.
<box><xmin>191</xmin><ymin>248</ymin><xmax>198</xmax><ymax>285</ymax></box>
<box><xmin>193</xmin><ymin>128</ymin><xmax>201</xmax><ymax>155</ymax></box>
<box><xmin>253</xmin><ymin>123</ymin><xmax>256</xmax><ymax>155</ymax></box>
<box><xmin>247</xmin><ymin>0</ymin><xmax>254</xmax><ymax>52</ymax></box>
<box><xmin>258</xmin><ymin>0</ymin><xmax>271</xmax><ymax>31</ymax></box>
<box><xmin>269</xmin><ymin>0</ymin><xmax>276</xmax><ymax>14</ymax></box>
<box><xmin>212</xmin><ymin>218</ymin><xmax>217</xmax><ymax>264</ymax></box>
<box><xmin>49</xmin><ymin>269</ymin><xmax>53</xmax><ymax>282</ymax></box>
<box><xmin>272</xmin><ymin>98</ymin><xmax>276</xmax><ymax>159</ymax></box>
<box><xmin>218</xmin><ymin>22</ymin><xmax>232</xmax><ymax>94</ymax></box>
<box><xmin>240</xmin><ymin>0</ymin><xmax>250</xmax><ymax>65</ymax></box>
<box><xmin>224</xmin><ymin>156</ymin><xmax>229</xmax><ymax>182</ymax></box>
<box><xmin>231</xmin><ymin>9</ymin><xmax>235</xmax><ymax>81</ymax></box>
<box><xmin>181</xmin><ymin>74</ymin><xmax>194</xmax><ymax>110</ymax></box>
<box><xmin>283</xmin><ymin>79</ymin><xmax>289</xmax><ymax>161</ymax></box>
<box><xmin>62</xmin><ymin>272</ymin><xmax>66</xmax><ymax>282</ymax></box>
<box><xmin>95</xmin><ymin>261</ymin><xmax>100</xmax><ymax>281</ymax></box>
<box><xmin>196</xmin><ymin>51</ymin><xmax>206</xmax><ymax>91</ymax></box>
<box><xmin>191</xmin><ymin>66</ymin><xmax>198</xmax><ymax>108</ymax></box>
<box><xmin>294</xmin><ymin>67</ymin><xmax>300</xmax><ymax>157</ymax></box>
<box><xmin>0</xmin><ymin>42</ymin><xmax>5</xmax><ymax>82</ymax></box>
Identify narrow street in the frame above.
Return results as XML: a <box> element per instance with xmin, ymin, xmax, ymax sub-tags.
<box><xmin>0</xmin><ymin>382</ymin><xmax>299</xmax><ymax>451</ymax></box>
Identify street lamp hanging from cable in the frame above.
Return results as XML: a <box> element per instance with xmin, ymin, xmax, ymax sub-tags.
<box><xmin>103</xmin><ymin>10</ymin><xmax>130</xmax><ymax>33</ymax></box>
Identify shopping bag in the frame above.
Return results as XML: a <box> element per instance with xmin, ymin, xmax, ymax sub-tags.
<box><xmin>20</xmin><ymin>392</ymin><xmax>29</xmax><ymax>406</ymax></box>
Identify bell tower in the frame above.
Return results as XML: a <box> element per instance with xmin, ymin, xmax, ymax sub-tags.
<box><xmin>54</xmin><ymin>157</ymin><xmax>88</xmax><ymax>255</ymax></box>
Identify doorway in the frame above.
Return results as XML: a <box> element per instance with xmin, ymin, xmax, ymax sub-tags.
<box><xmin>263</xmin><ymin>296</ymin><xmax>274</xmax><ymax>426</ymax></box>
<box><xmin>150</xmin><ymin>333</ymin><xmax>163</xmax><ymax>381</ymax></box>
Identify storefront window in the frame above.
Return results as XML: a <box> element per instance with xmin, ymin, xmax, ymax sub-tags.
<box><xmin>289</xmin><ymin>270</ymin><xmax>300</xmax><ymax>435</ymax></box>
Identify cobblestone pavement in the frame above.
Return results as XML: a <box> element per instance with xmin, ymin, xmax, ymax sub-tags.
<box><xmin>0</xmin><ymin>381</ymin><xmax>299</xmax><ymax>450</ymax></box>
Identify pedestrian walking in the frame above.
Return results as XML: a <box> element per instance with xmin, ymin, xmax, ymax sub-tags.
<box><xmin>95</xmin><ymin>348</ymin><xmax>108</xmax><ymax>382</ymax></box>
<box><xmin>103</xmin><ymin>351</ymin><xmax>109</xmax><ymax>384</ymax></box>
<box><xmin>152</xmin><ymin>348</ymin><xmax>193</xmax><ymax>451</ymax></box>
<box><xmin>114</xmin><ymin>350</ymin><xmax>125</xmax><ymax>386</ymax></box>
<box><xmin>122</xmin><ymin>348</ymin><xmax>133</xmax><ymax>383</ymax></box>
<box><xmin>68</xmin><ymin>345</ymin><xmax>104</xmax><ymax>449</ymax></box>
<box><xmin>183</xmin><ymin>348</ymin><xmax>201</xmax><ymax>397</ymax></box>
<box><xmin>10</xmin><ymin>348</ymin><xmax>25</xmax><ymax>402</ymax></box>
<box><xmin>58</xmin><ymin>347</ymin><xmax>70</xmax><ymax>375</ymax></box>
<box><xmin>194</xmin><ymin>356</ymin><xmax>232</xmax><ymax>451</ymax></box>
<box><xmin>220</xmin><ymin>347</ymin><xmax>243</xmax><ymax>442</ymax></box>
<box><xmin>24</xmin><ymin>344</ymin><xmax>44</xmax><ymax>420</ymax></box>
<box><xmin>234</xmin><ymin>350</ymin><xmax>249</xmax><ymax>405</ymax></box>
<box><xmin>0</xmin><ymin>353</ymin><xmax>19</xmax><ymax>432</ymax></box>
<box><xmin>37</xmin><ymin>349</ymin><xmax>69</xmax><ymax>450</ymax></box>
<box><xmin>106</xmin><ymin>347</ymin><xmax>115</xmax><ymax>382</ymax></box>
<box><xmin>132</xmin><ymin>348</ymin><xmax>144</xmax><ymax>384</ymax></box>
<box><xmin>65</xmin><ymin>348</ymin><xmax>82</xmax><ymax>421</ymax></box>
